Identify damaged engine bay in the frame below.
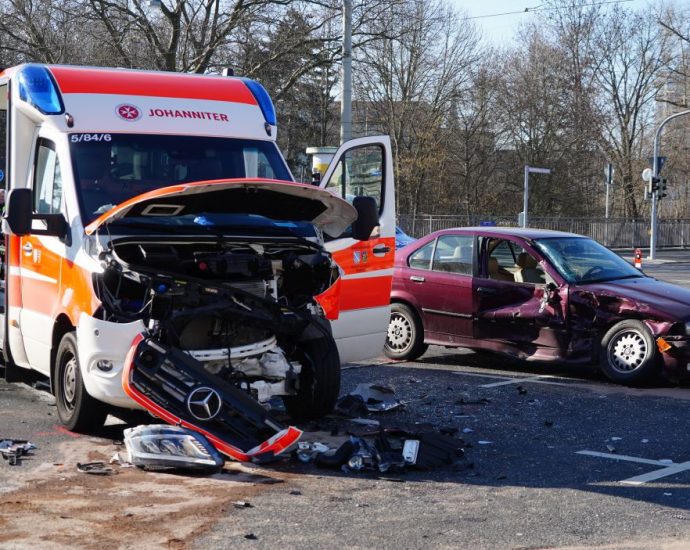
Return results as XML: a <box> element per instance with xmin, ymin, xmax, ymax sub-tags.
<box><xmin>94</xmin><ymin>231</ymin><xmax>339</xmax><ymax>430</ymax></box>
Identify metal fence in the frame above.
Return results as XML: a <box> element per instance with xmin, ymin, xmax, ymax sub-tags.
<box><xmin>397</xmin><ymin>214</ymin><xmax>690</xmax><ymax>249</ymax></box>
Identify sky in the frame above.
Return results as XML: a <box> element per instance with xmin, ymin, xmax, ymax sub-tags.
<box><xmin>449</xmin><ymin>0</ymin><xmax>654</xmax><ymax>45</ymax></box>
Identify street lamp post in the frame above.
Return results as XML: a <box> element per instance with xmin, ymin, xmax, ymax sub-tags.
<box><xmin>340</xmin><ymin>0</ymin><xmax>352</xmax><ymax>144</ymax></box>
<box><xmin>522</xmin><ymin>165</ymin><xmax>551</xmax><ymax>228</ymax></box>
<box><xmin>649</xmin><ymin>109</ymin><xmax>690</xmax><ymax>260</ymax></box>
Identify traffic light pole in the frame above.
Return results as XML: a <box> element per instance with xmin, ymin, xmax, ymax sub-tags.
<box><xmin>649</xmin><ymin>109</ymin><xmax>690</xmax><ymax>260</ymax></box>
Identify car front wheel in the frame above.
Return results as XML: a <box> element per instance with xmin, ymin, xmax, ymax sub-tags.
<box><xmin>599</xmin><ymin>320</ymin><xmax>660</xmax><ymax>385</ymax></box>
<box><xmin>384</xmin><ymin>303</ymin><xmax>428</xmax><ymax>361</ymax></box>
<box><xmin>55</xmin><ymin>332</ymin><xmax>108</xmax><ymax>432</ymax></box>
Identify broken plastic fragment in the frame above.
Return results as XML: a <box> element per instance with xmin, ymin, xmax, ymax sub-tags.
<box><xmin>76</xmin><ymin>462</ymin><xmax>114</xmax><ymax>475</ymax></box>
<box><xmin>0</xmin><ymin>439</ymin><xmax>36</xmax><ymax>466</ymax></box>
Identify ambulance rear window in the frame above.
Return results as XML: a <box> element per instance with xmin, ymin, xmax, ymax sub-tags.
<box><xmin>70</xmin><ymin>134</ymin><xmax>291</xmax><ymax>222</ymax></box>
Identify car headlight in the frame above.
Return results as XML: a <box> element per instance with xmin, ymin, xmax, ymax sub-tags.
<box><xmin>685</xmin><ymin>321</ymin><xmax>690</xmax><ymax>336</ymax></box>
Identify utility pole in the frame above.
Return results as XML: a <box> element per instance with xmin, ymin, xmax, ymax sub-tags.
<box><xmin>649</xmin><ymin>109</ymin><xmax>690</xmax><ymax>260</ymax></box>
<box><xmin>605</xmin><ymin>163</ymin><xmax>613</xmax><ymax>247</ymax></box>
<box><xmin>522</xmin><ymin>165</ymin><xmax>551</xmax><ymax>228</ymax></box>
<box><xmin>340</xmin><ymin>0</ymin><xmax>352</xmax><ymax>144</ymax></box>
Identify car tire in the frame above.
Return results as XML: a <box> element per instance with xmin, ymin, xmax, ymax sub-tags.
<box><xmin>55</xmin><ymin>332</ymin><xmax>108</xmax><ymax>432</ymax></box>
<box><xmin>283</xmin><ymin>336</ymin><xmax>341</xmax><ymax>419</ymax></box>
<box><xmin>384</xmin><ymin>303</ymin><xmax>428</xmax><ymax>361</ymax></box>
<box><xmin>599</xmin><ymin>320</ymin><xmax>660</xmax><ymax>385</ymax></box>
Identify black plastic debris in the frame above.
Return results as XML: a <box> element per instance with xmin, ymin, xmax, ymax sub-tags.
<box><xmin>124</xmin><ymin>424</ymin><xmax>225</xmax><ymax>474</ymax></box>
<box><xmin>76</xmin><ymin>462</ymin><xmax>114</xmax><ymax>475</ymax></box>
<box><xmin>313</xmin><ymin>439</ymin><xmax>357</xmax><ymax>469</ymax></box>
<box><xmin>0</xmin><ymin>439</ymin><xmax>36</xmax><ymax>466</ymax></box>
<box><xmin>309</xmin><ymin>428</ymin><xmax>465</xmax><ymax>474</ymax></box>
<box><xmin>232</xmin><ymin>501</ymin><xmax>253</xmax><ymax>509</ymax></box>
<box><xmin>351</xmin><ymin>383</ymin><xmax>402</xmax><ymax>412</ymax></box>
<box><xmin>334</xmin><ymin>394</ymin><xmax>369</xmax><ymax>418</ymax></box>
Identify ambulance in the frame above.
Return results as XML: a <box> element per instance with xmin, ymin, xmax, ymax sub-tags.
<box><xmin>0</xmin><ymin>64</ymin><xmax>395</xmax><ymax>459</ymax></box>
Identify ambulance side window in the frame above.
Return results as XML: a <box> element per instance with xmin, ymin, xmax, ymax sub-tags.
<box><xmin>33</xmin><ymin>139</ymin><xmax>63</xmax><ymax>215</ymax></box>
<box><xmin>324</xmin><ymin>145</ymin><xmax>385</xmax><ymax>214</ymax></box>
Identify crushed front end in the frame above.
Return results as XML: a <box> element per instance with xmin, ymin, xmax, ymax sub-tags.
<box><xmin>92</xmin><ymin>215</ymin><xmax>344</xmax><ymax>460</ymax></box>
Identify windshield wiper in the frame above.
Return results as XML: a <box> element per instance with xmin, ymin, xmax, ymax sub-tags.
<box><xmin>580</xmin><ymin>273</ymin><xmax>644</xmax><ymax>284</ymax></box>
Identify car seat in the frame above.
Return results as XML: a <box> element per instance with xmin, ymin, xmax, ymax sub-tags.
<box><xmin>488</xmin><ymin>257</ymin><xmax>514</xmax><ymax>282</ymax></box>
<box><xmin>514</xmin><ymin>252</ymin><xmax>545</xmax><ymax>284</ymax></box>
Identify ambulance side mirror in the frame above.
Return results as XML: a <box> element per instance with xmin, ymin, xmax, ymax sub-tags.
<box><xmin>5</xmin><ymin>187</ymin><xmax>68</xmax><ymax>239</ymax></box>
<box><xmin>351</xmin><ymin>196</ymin><xmax>378</xmax><ymax>241</ymax></box>
<box><xmin>5</xmin><ymin>188</ymin><xmax>32</xmax><ymax>235</ymax></box>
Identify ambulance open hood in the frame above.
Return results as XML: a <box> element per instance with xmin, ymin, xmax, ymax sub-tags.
<box><xmin>84</xmin><ymin>179</ymin><xmax>357</xmax><ymax>237</ymax></box>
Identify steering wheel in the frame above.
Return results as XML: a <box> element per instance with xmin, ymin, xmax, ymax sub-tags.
<box><xmin>581</xmin><ymin>266</ymin><xmax>606</xmax><ymax>281</ymax></box>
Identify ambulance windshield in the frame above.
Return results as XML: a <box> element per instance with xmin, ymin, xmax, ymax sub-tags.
<box><xmin>69</xmin><ymin>133</ymin><xmax>291</xmax><ymax>222</ymax></box>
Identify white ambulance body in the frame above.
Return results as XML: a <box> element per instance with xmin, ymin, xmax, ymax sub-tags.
<box><xmin>0</xmin><ymin>64</ymin><xmax>395</xmax><ymax>431</ymax></box>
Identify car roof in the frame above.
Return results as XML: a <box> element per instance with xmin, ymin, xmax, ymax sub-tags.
<box><xmin>433</xmin><ymin>227</ymin><xmax>584</xmax><ymax>240</ymax></box>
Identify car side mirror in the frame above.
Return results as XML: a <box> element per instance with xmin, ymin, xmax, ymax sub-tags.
<box><xmin>5</xmin><ymin>188</ymin><xmax>32</xmax><ymax>235</ymax></box>
<box><xmin>351</xmin><ymin>196</ymin><xmax>379</xmax><ymax>241</ymax></box>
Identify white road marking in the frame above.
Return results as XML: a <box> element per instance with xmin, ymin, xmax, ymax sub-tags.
<box><xmin>479</xmin><ymin>375</ymin><xmax>568</xmax><ymax>388</ymax></box>
<box><xmin>621</xmin><ymin>462</ymin><xmax>690</xmax><ymax>486</ymax></box>
<box><xmin>576</xmin><ymin>450</ymin><xmax>690</xmax><ymax>485</ymax></box>
<box><xmin>576</xmin><ymin>450</ymin><xmax>669</xmax><ymax>467</ymax></box>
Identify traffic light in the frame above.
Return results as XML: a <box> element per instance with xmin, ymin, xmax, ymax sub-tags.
<box><xmin>659</xmin><ymin>177</ymin><xmax>668</xmax><ymax>199</ymax></box>
<box><xmin>647</xmin><ymin>176</ymin><xmax>660</xmax><ymax>195</ymax></box>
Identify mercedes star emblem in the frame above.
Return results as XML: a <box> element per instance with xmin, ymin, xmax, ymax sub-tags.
<box><xmin>186</xmin><ymin>386</ymin><xmax>222</xmax><ymax>421</ymax></box>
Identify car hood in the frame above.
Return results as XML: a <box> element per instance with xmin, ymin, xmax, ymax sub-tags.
<box><xmin>581</xmin><ymin>277</ymin><xmax>690</xmax><ymax>320</ymax></box>
<box><xmin>84</xmin><ymin>179</ymin><xmax>357</xmax><ymax>238</ymax></box>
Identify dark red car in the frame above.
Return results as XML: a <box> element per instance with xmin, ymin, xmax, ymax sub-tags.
<box><xmin>385</xmin><ymin>227</ymin><xmax>690</xmax><ymax>385</ymax></box>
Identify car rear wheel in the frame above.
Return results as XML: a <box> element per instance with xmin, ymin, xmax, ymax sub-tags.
<box><xmin>55</xmin><ymin>332</ymin><xmax>108</xmax><ymax>432</ymax></box>
<box><xmin>384</xmin><ymin>303</ymin><xmax>428</xmax><ymax>361</ymax></box>
<box><xmin>600</xmin><ymin>320</ymin><xmax>660</xmax><ymax>385</ymax></box>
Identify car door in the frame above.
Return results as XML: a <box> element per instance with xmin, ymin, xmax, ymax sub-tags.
<box><xmin>402</xmin><ymin>233</ymin><xmax>474</xmax><ymax>344</ymax></box>
<box><xmin>17</xmin><ymin>137</ymin><xmax>66</xmax><ymax>374</ymax></box>
<box><xmin>319</xmin><ymin>136</ymin><xmax>395</xmax><ymax>363</ymax></box>
<box><xmin>473</xmin><ymin>235</ymin><xmax>569</xmax><ymax>358</ymax></box>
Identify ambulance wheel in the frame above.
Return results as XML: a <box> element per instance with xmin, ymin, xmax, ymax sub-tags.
<box><xmin>384</xmin><ymin>303</ymin><xmax>428</xmax><ymax>361</ymax></box>
<box><xmin>55</xmin><ymin>332</ymin><xmax>108</xmax><ymax>432</ymax></box>
<box><xmin>283</xmin><ymin>337</ymin><xmax>341</xmax><ymax>419</ymax></box>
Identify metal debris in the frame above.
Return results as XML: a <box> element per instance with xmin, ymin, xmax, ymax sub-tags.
<box><xmin>0</xmin><ymin>439</ymin><xmax>36</xmax><ymax>466</ymax></box>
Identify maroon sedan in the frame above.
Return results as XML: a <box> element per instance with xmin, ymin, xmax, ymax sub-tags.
<box><xmin>385</xmin><ymin>227</ymin><xmax>690</xmax><ymax>385</ymax></box>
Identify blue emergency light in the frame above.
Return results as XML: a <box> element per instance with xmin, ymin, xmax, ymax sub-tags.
<box><xmin>17</xmin><ymin>64</ymin><xmax>64</xmax><ymax>115</ymax></box>
<box><xmin>241</xmin><ymin>78</ymin><xmax>276</xmax><ymax>127</ymax></box>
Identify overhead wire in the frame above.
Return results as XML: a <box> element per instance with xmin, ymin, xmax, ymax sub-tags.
<box><xmin>462</xmin><ymin>0</ymin><xmax>635</xmax><ymax>20</ymax></box>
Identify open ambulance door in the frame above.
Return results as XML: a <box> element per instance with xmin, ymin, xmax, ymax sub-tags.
<box><xmin>319</xmin><ymin>136</ymin><xmax>395</xmax><ymax>364</ymax></box>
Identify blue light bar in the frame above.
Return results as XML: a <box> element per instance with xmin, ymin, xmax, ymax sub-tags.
<box><xmin>241</xmin><ymin>78</ymin><xmax>276</xmax><ymax>126</ymax></box>
<box><xmin>17</xmin><ymin>65</ymin><xmax>64</xmax><ymax>115</ymax></box>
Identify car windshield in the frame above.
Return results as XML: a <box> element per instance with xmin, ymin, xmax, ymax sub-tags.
<box><xmin>534</xmin><ymin>237</ymin><xmax>644</xmax><ymax>284</ymax></box>
<box><xmin>69</xmin><ymin>133</ymin><xmax>291</xmax><ymax>223</ymax></box>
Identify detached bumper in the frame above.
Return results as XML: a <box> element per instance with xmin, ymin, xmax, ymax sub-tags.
<box><xmin>123</xmin><ymin>334</ymin><xmax>302</xmax><ymax>462</ymax></box>
<box><xmin>658</xmin><ymin>335</ymin><xmax>690</xmax><ymax>379</ymax></box>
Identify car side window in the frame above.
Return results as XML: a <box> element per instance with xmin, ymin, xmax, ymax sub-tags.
<box><xmin>408</xmin><ymin>240</ymin><xmax>435</xmax><ymax>270</ymax></box>
<box><xmin>325</xmin><ymin>144</ymin><xmax>384</xmax><ymax>213</ymax></box>
<box><xmin>480</xmin><ymin>238</ymin><xmax>546</xmax><ymax>284</ymax></box>
<box><xmin>432</xmin><ymin>235</ymin><xmax>473</xmax><ymax>275</ymax></box>
<box><xmin>33</xmin><ymin>139</ymin><xmax>64</xmax><ymax>215</ymax></box>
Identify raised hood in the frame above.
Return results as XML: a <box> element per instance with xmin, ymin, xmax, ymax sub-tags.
<box><xmin>84</xmin><ymin>179</ymin><xmax>357</xmax><ymax>237</ymax></box>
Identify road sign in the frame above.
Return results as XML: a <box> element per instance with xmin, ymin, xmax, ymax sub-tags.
<box><xmin>648</xmin><ymin>156</ymin><xmax>667</xmax><ymax>174</ymax></box>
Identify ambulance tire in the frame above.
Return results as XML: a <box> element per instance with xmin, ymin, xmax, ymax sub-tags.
<box><xmin>55</xmin><ymin>332</ymin><xmax>108</xmax><ymax>433</ymax></box>
<box><xmin>283</xmin><ymin>336</ymin><xmax>341</xmax><ymax>419</ymax></box>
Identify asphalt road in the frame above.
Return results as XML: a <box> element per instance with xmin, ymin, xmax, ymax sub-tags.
<box><xmin>2</xmin><ymin>250</ymin><xmax>690</xmax><ymax>549</ymax></box>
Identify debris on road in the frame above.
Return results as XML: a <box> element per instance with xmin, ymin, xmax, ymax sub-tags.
<box><xmin>0</xmin><ymin>439</ymin><xmax>36</xmax><ymax>466</ymax></box>
<box><xmin>334</xmin><ymin>383</ymin><xmax>402</xmax><ymax>417</ymax></box>
<box><xmin>123</xmin><ymin>425</ymin><xmax>225</xmax><ymax>474</ymax></box>
<box><xmin>76</xmin><ymin>462</ymin><xmax>114</xmax><ymax>475</ymax></box>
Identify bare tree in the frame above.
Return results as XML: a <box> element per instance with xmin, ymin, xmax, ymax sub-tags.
<box><xmin>355</xmin><ymin>0</ymin><xmax>480</xmax><ymax>218</ymax></box>
<box><xmin>594</xmin><ymin>5</ymin><xmax>670</xmax><ymax>218</ymax></box>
